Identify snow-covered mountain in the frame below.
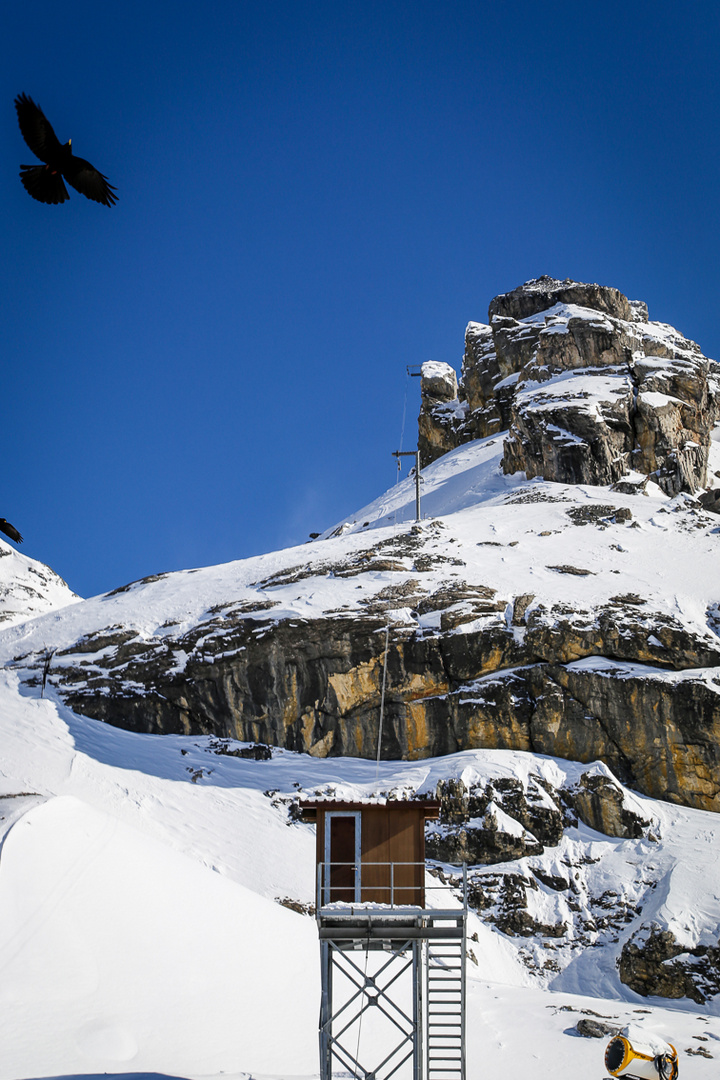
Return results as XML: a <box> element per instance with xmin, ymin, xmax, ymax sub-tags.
<box><xmin>3</xmin><ymin>277</ymin><xmax>720</xmax><ymax>1078</ymax></box>
<box><xmin>2</xmin><ymin>435</ymin><xmax>720</xmax><ymax>811</ymax></box>
<box><xmin>1</xmin><ymin>281</ymin><xmax>719</xmax><ymax>832</ymax></box>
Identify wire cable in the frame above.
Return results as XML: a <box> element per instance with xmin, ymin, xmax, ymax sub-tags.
<box><xmin>375</xmin><ymin>625</ymin><xmax>390</xmax><ymax>787</ymax></box>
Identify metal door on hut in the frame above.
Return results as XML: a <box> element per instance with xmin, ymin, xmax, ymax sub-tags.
<box><xmin>324</xmin><ymin>811</ymin><xmax>361</xmax><ymax>903</ymax></box>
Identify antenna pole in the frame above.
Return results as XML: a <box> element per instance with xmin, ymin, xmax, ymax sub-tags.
<box><xmin>392</xmin><ymin>448</ymin><xmax>421</xmax><ymax>522</ymax></box>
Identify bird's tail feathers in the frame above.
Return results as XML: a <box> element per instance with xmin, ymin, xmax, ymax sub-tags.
<box><xmin>19</xmin><ymin>164</ymin><xmax>70</xmax><ymax>205</ymax></box>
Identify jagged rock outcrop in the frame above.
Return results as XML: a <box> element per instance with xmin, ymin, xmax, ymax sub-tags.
<box><xmin>428</xmin><ymin>765</ymin><xmax>648</xmax><ymax>866</ymax></box>
<box><xmin>571</xmin><ymin>772</ymin><xmax>651</xmax><ymax>839</ymax></box>
<box><xmin>419</xmin><ymin>275</ymin><xmax>719</xmax><ymax>496</ymax></box>
<box><xmin>418</xmin><ymin>361</ymin><xmax>468</xmax><ymax>466</ymax></box>
<box><xmin>487</xmin><ymin>278</ymin><xmax>633</xmax><ymax>323</ymax></box>
<box><xmin>422</xmin><ymin>766</ymin><xmax>720</xmax><ymax>1004</ymax></box>
<box><xmin>619</xmin><ymin>928</ymin><xmax>720</xmax><ymax>1004</ymax></box>
<box><xmin>427</xmin><ymin>775</ymin><xmax>563</xmax><ymax>864</ymax></box>
<box><xmin>419</xmin><ymin>765</ymin><xmax>691</xmax><ymax>989</ymax></box>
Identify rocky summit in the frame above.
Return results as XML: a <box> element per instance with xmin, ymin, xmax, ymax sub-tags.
<box><xmin>2</xmin><ymin>277</ymin><xmax>720</xmax><ymax>822</ymax></box>
<box><xmin>419</xmin><ymin>275</ymin><xmax>719</xmax><ymax>496</ymax></box>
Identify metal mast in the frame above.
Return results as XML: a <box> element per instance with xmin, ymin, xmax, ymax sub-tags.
<box><xmin>392</xmin><ymin>449</ymin><xmax>422</xmax><ymax>522</ymax></box>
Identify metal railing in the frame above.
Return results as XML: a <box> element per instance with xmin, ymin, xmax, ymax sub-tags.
<box><xmin>317</xmin><ymin>861</ymin><xmax>467</xmax><ymax>912</ymax></box>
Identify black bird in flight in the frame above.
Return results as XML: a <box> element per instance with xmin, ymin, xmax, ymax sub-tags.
<box><xmin>14</xmin><ymin>93</ymin><xmax>117</xmax><ymax>206</ymax></box>
<box><xmin>0</xmin><ymin>519</ymin><xmax>23</xmax><ymax>544</ymax></box>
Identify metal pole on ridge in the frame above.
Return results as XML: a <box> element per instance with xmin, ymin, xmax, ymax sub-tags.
<box><xmin>392</xmin><ymin>449</ymin><xmax>421</xmax><ymax>522</ymax></box>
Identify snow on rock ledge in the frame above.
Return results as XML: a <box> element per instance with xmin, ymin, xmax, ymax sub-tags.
<box><xmin>419</xmin><ymin>276</ymin><xmax>719</xmax><ymax>497</ymax></box>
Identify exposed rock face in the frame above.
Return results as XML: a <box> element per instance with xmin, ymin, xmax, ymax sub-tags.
<box><xmin>21</xmin><ymin>592</ymin><xmax>720</xmax><ymax>813</ymax></box>
<box><xmin>487</xmin><ymin>277</ymin><xmax>633</xmax><ymax>323</ymax></box>
<box><xmin>420</xmin><ymin>765</ymin><xmax>720</xmax><ymax>1004</ymax></box>
<box><xmin>418</xmin><ymin>361</ymin><xmax>468</xmax><ymax>466</ymax></box>
<box><xmin>427</xmin><ymin>776</ymin><xmax>563</xmax><ymax>864</ymax></box>
<box><xmin>420</xmin><ymin>360</ymin><xmax>457</xmax><ymax>400</ymax></box>
<box><xmin>418</xmin><ymin>764</ymin><xmax>707</xmax><ymax>994</ymax></box>
<box><xmin>418</xmin><ymin>276</ymin><xmax>719</xmax><ymax>497</ymax></box>
<box><xmin>619</xmin><ymin>928</ymin><xmax>720</xmax><ymax>1004</ymax></box>
<box><xmin>571</xmin><ymin>772</ymin><xmax>650</xmax><ymax>839</ymax></box>
<box><xmin>420</xmin><ymin>322</ymin><xmax>504</xmax><ymax>457</ymax></box>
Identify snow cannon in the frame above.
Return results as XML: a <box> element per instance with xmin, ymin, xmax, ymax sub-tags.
<box><xmin>604</xmin><ymin>1027</ymin><xmax>678</xmax><ymax>1080</ymax></box>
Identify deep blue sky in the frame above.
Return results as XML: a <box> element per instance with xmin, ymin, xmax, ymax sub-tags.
<box><xmin>2</xmin><ymin>0</ymin><xmax>720</xmax><ymax>598</ymax></box>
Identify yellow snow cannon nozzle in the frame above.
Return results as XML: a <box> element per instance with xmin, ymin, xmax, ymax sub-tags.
<box><xmin>604</xmin><ymin>1034</ymin><xmax>678</xmax><ymax>1080</ymax></box>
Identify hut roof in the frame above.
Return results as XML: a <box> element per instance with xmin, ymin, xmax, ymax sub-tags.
<box><xmin>298</xmin><ymin>797</ymin><xmax>440</xmax><ymax>821</ymax></box>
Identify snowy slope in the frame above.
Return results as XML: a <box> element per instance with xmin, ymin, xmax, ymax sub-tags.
<box><xmin>2</xmin><ymin>433</ymin><xmax>720</xmax><ymax>691</ymax></box>
<box><xmin>0</xmin><ymin>537</ymin><xmax>79</xmax><ymax>627</ymax></box>
<box><xmin>2</xmin><ymin>669</ymin><xmax>720</xmax><ymax>1079</ymax></box>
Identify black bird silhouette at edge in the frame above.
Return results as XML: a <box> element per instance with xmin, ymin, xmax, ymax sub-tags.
<box><xmin>0</xmin><ymin>519</ymin><xmax>23</xmax><ymax>544</ymax></box>
<box><xmin>15</xmin><ymin>93</ymin><xmax>117</xmax><ymax>206</ymax></box>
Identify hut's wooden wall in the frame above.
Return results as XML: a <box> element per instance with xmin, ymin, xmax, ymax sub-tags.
<box><xmin>360</xmin><ymin>805</ymin><xmax>424</xmax><ymax>904</ymax></box>
<box><xmin>314</xmin><ymin>805</ymin><xmax>429</xmax><ymax>906</ymax></box>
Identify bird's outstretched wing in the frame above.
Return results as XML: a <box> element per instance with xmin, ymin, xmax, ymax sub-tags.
<box><xmin>14</xmin><ymin>93</ymin><xmax>63</xmax><ymax>163</ymax></box>
<box><xmin>19</xmin><ymin>164</ymin><xmax>69</xmax><ymax>204</ymax></box>
<box><xmin>65</xmin><ymin>157</ymin><xmax>118</xmax><ymax>206</ymax></box>
<box><xmin>0</xmin><ymin>519</ymin><xmax>23</xmax><ymax>544</ymax></box>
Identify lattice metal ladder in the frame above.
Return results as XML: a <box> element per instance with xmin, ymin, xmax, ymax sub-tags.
<box><xmin>424</xmin><ymin>938</ymin><xmax>465</xmax><ymax>1080</ymax></box>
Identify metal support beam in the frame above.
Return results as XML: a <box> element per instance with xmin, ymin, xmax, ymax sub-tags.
<box><xmin>320</xmin><ymin>926</ymin><xmax>463</xmax><ymax>940</ymax></box>
<box><xmin>320</xmin><ymin>939</ymin><xmax>333</xmax><ymax>1080</ymax></box>
<box><xmin>413</xmin><ymin>940</ymin><xmax>423</xmax><ymax>1080</ymax></box>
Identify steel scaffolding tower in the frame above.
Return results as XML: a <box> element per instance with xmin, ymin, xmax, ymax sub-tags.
<box><xmin>317</xmin><ymin>866</ymin><xmax>467</xmax><ymax>1080</ymax></box>
<box><xmin>300</xmin><ymin>798</ymin><xmax>467</xmax><ymax>1080</ymax></box>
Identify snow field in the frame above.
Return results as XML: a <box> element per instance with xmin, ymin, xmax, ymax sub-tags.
<box><xmin>1</xmin><ymin>672</ymin><xmax>720</xmax><ymax>1077</ymax></box>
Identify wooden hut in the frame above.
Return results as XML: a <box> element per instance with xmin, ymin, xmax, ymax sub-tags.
<box><xmin>300</xmin><ymin>798</ymin><xmax>440</xmax><ymax>908</ymax></box>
